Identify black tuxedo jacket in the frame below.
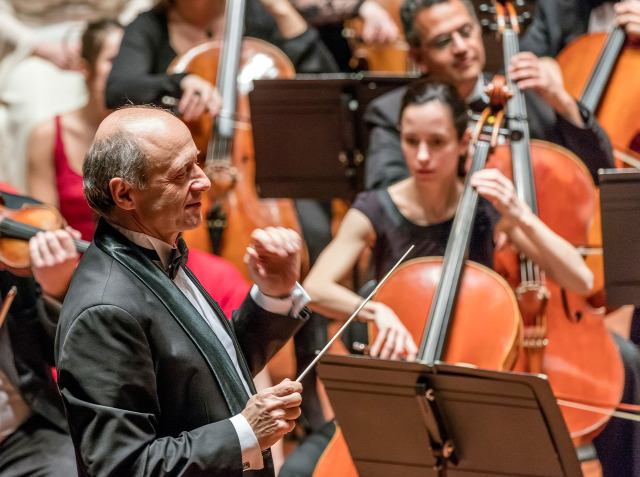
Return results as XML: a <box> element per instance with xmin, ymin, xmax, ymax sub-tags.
<box><xmin>363</xmin><ymin>76</ymin><xmax>614</xmax><ymax>190</ymax></box>
<box><xmin>55</xmin><ymin>220</ymin><xmax>306</xmax><ymax>476</ymax></box>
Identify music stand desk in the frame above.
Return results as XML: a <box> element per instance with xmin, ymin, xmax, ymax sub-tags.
<box><xmin>599</xmin><ymin>168</ymin><xmax>640</xmax><ymax>306</ymax></box>
<box><xmin>317</xmin><ymin>354</ymin><xmax>581</xmax><ymax>477</ymax></box>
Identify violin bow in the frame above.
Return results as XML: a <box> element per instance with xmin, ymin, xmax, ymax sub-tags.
<box><xmin>0</xmin><ymin>286</ymin><xmax>17</xmax><ymax>329</ymax></box>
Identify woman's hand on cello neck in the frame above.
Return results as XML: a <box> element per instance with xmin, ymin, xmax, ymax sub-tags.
<box><xmin>470</xmin><ymin>168</ymin><xmax>594</xmax><ymax>296</ymax></box>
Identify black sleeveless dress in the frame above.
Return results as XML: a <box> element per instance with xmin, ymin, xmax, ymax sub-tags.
<box><xmin>351</xmin><ymin>188</ymin><xmax>499</xmax><ymax>281</ymax></box>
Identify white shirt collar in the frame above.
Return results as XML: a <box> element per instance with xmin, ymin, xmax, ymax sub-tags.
<box><xmin>107</xmin><ymin>220</ymin><xmax>177</xmax><ymax>270</ymax></box>
<box><xmin>467</xmin><ymin>75</ymin><xmax>488</xmax><ymax>104</ymax></box>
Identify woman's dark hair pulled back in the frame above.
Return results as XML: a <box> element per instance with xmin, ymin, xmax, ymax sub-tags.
<box><xmin>81</xmin><ymin>18</ymin><xmax>123</xmax><ymax>66</ymax></box>
<box><xmin>399</xmin><ymin>77</ymin><xmax>469</xmax><ymax>140</ymax></box>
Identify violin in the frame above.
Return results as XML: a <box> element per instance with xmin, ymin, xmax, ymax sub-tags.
<box><xmin>0</xmin><ymin>194</ymin><xmax>88</xmax><ymax>276</ymax></box>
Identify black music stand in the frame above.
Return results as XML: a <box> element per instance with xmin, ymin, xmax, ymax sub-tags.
<box><xmin>248</xmin><ymin>74</ymin><xmax>417</xmax><ymax>200</ymax></box>
<box><xmin>599</xmin><ymin>168</ymin><xmax>640</xmax><ymax>306</ymax></box>
<box><xmin>317</xmin><ymin>354</ymin><xmax>582</xmax><ymax>477</ymax></box>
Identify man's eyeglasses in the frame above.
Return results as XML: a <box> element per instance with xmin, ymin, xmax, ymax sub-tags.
<box><xmin>423</xmin><ymin>23</ymin><xmax>476</xmax><ymax>50</ymax></box>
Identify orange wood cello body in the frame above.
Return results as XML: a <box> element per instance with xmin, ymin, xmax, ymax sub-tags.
<box><xmin>168</xmin><ymin>39</ymin><xmax>307</xmax><ymax>282</ymax></box>
<box><xmin>493</xmin><ymin>0</ymin><xmax>623</xmax><ymax>447</ymax></box>
<box><xmin>557</xmin><ymin>31</ymin><xmax>640</xmax><ymax>166</ymax></box>
<box><xmin>557</xmin><ymin>28</ymin><xmax>640</xmax><ymax>304</ymax></box>
<box><xmin>313</xmin><ymin>260</ymin><xmax>522</xmax><ymax>477</ymax></box>
<box><xmin>488</xmin><ymin>141</ymin><xmax>625</xmax><ymax>445</ymax></box>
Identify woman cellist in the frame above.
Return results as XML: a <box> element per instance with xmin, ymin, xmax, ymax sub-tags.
<box><xmin>105</xmin><ymin>0</ymin><xmax>336</xmax><ymax>115</ymax></box>
<box><xmin>280</xmin><ymin>77</ymin><xmax>593</xmax><ymax>476</ymax></box>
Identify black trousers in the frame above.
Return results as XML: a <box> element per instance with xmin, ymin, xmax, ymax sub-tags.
<box><xmin>0</xmin><ymin>414</ymin><xmax>77</xmax><ymax>477</ymax></box>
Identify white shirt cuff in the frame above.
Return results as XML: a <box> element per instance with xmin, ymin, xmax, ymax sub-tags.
<box><xmin>250</xmin><ymin>282</ymin><xmax>310</xmax><ymax>317</ymax></box>
<box><xmin>229</xmin><ymin>414</ymin><xmax>263</xmax><ymax>471</ymax></box>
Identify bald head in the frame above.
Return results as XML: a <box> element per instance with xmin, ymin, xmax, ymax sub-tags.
<box><xmin>83</xmin><ymin>106</ymin><xmax>183</xmax><ymax>216</ymax></box>
<box><xmin>95</xmin><ymin>106</ymin><xmax>181</xmax><ymax>141</ymax></box>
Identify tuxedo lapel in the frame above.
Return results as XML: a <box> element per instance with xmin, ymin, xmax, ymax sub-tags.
<box><xmin>183</xmin><ymin>267</ymin><xmax>257</xmax><ymax>395</ymax></box>
<box><xmin>93</xmin><ymin>220</ymin><xmax>249</xmax><ymax>414</ymax></box>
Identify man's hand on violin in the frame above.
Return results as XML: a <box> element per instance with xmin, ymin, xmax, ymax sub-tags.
<box><xmin>179</xmin><ymin>74</ymin><xmax>222</xmax><ymax>122</ymax></box>
<box><xmin>508</xmin><ymin>52</ymin><xmax>583</xmax><ymax>126</ymax></box>
<box><xmin>245</xmin><ymin>227</ymin><xmax>302</xmax><ymax>300</ymax></box>
<box><xmin>30</xmin><ymin>228</ymin><xmax>81</xmax><ymax>302</ymax></box>
<box><xmin>366</xmin><ymin>301</ymin><xmax>418</xmax><ymax>361</ymax></box>
<box><xmin>615</xmin><ymin>1</ymin><xmax>640</xmax><ymax>41</ymax></box>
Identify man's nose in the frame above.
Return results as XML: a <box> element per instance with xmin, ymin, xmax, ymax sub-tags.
<box><xmin>193</xmin><ymin>167</ymin><xmax>211</xmax><ymax>191</ymax></box>
<box><xmin>451</xmin><ymin>32</ymin><xmax>467</xmax><ymax>54</ymax></box>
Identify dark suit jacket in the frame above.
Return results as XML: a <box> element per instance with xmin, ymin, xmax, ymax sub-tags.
<box><xmin>0</xmin><ymin>273</ymin><xmax>69</xmax><ymax>434</ymax></box>
<box><xmin>55</xmin><ymin>220</ymin><xmax>306</xmax><ymax>476</ymax></box>
<box><xmin>519</xmin><ymin>0</ymin><xmax>611</xmax><ymax>58</ymax></box>
<box><xmin>363</xmin><ymin>77</ymin><xmax>615</xmax><ymax>190</ymax></box>
<box><xmin>0</xmin><ymin>191</ymin><xmax>69</xmax><ymax>437</ymax></box>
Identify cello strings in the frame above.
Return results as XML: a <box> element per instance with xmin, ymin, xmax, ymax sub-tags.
<box><xmin>295</xmin><ymin>245</ymin><xmax>415</xmax><ymax>383</ymax></box>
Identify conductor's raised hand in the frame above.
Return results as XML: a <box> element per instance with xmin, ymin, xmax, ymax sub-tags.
<box><xmin>241</xmin><ymin>378</ymin><xmax>302</xmax><ymax>450</ymax></box>
<box><xmin>245</xmin><ymin>227</ymin><xmax>302</xmax><ymax>298</ymax></box>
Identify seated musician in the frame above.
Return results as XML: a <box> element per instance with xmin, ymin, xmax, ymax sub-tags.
<box><xmin>105</xmin><ymin>0</ymin><xmax>338</xmax><ymax>118</ymax></box>
<box><xmin>0</xmin><ymin>184</ymin><xmax>80</xmax><ymax>476</ymax></box>
<box><xmin>27</xmin><ymin>19</ymin><xmax>124</xmax><ymax>242</ymax></box>
<box><xmin>520</xmin><ymin>0</ymin><xmax>640</xmax><ymax>59</ymax></box>
<box><xmin>364</xmin><ymin>0</ymin><xmax>614</xmax><ymax>190</ymax></box>
<box><xmin>304</xmin><ymin>77</ymin><xmax>592</xmax><ymax>362</ymax></box>
<box><xmin>281</xmin><ymin>77</ymin><xmax>594</xmax><ymax>475</ymax></box>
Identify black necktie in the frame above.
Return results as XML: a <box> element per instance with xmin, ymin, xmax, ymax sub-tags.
<box><xmin>167</xmin><ymin>237</ymin><xmax>189</xmax><ymax>280</ymax></box>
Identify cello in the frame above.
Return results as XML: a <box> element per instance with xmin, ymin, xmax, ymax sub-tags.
<box><xmin>556</xmin><ymin>0</ymin><xmax>640</xmax><ymax>169</ymax></box>
<box><xmin>168</xmin><ymin>0</ymin><xmax>308</xmax><ymax>281</ymax></box>
<box><xmin>490</xmin><ymin>0</ymin><xmax>624</xmax><ymax>445</ymax></box>
<box><xmin>312</xmin><ymin>78</ymin><xmax>522</xmax><ymax>477</ymax></box>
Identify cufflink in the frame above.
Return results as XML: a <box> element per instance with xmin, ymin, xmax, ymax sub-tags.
<box><xmin>242</xmin><ymin>462</ymin><xmax>250</xmax><ymax>470</ymax></box>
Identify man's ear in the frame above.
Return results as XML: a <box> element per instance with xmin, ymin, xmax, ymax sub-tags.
<box><xmin>109</xmin><ymin>178</ymin><xmax>136</xmax><ymax>211</ymax></box>
<box><xmin>409</xmin><ymin>46</ymin><xmax>428</xmax><ymax>75</ymax></box>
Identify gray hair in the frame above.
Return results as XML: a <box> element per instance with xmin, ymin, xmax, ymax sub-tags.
<box><xmin>83</xmin><ymin>131</ymin><xmax>148</xmax><ymax>216</ymax></box>
<box><xmin>401</xmin><ymin>0</ymin><xmax>478</xmax><ymax>48</ymax></box>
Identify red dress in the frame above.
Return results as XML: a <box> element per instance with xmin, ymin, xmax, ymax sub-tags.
<box><xmin>53</xmin><ymin>115</ymin><xmax>96</xmax><ymax>241</ymax></box>
<box><xmin>186</xmin><ymin>248</ymin><xmax>250</xmax><ymax>317</ymax></box>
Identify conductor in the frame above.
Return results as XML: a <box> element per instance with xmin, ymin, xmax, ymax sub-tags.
<box><xmin>54</xmin><ymin>106</ymin><xmax>309</xmax><ymax>476</ymax></box>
